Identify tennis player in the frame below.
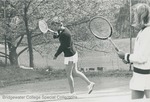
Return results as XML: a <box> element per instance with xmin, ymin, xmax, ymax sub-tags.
<box><xmin>117</xmin><ymin>3</ymin><xmax>150</xmax><ymax>99</ymax></box>
<box><xmin>51</xmin><ymin>17</ymin><xmax>95</xmax><ymax>94</ymax></box>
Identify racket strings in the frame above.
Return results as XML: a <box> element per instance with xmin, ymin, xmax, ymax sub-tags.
<box><xmin>90</xmin><ymin>17</ymin><xmax>112</xmax><ymax>39</ymax></box>
<box><xmin>39</xmin><ymin>20</ymin><xmax>49</xmax><ymax>33</ymax></box>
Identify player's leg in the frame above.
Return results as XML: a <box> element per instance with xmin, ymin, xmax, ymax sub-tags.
<box><xmin>145</xmin><ymin>90</ymin><xmax>150</xmax><ymax>98</ymax></box>
<box><xmin>65</xmin><ymin>61</ymin><xmax>74</xmax><ymax>93</ymax></box>
<box><xmin>131</xmin><ymin>90</ymin><xmax>144</xmax><ymax>99</ymax></box>
<box><xmin>72</xmin><ymin>62</ymin><xmax>95</xmax><ymax>94</ymax></box>
<box><xmin>72</xmin><ymin>62</ymin><xmax>90</xmax><ymax>84</ymax></box>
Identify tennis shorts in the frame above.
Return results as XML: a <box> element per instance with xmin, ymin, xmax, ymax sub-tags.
<box><xmin>64</xmin><ymin>52</ymin><xmax>78</xmax><ymax>65</ymax></box>
<box><xmin>129</xmin><ymin>72</ymin><xmax>150</xmax><ymax>91</ymax></box>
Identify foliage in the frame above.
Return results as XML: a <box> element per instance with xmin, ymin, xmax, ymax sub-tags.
<box><xmin>115</xmin><ymin>0</ymin><xmax>150</xmax><ymax>38</ymax></box>
<box><xmin>1</xmin><ymin>0</ymin><xmax>146</xmax><ymax>67</ymax></box>
<box><xmin>0</xmin><ymin>0</ymin><xmax>48</xmax><ymax>66</ymax></box>
<box><xmin>34</xmin><ymin>0</ymin><xmax>125</xmax><ymax>55</ymax></box>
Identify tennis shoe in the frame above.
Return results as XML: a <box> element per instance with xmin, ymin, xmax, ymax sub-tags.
<box><xmin>68</xmin><ymin>92</ymin><xmax>77</xmax><ymax>99</ymax></box>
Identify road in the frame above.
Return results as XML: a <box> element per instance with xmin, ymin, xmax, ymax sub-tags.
<box><xmin>0</xmin><ymin>77</ymin><xmax>149</xmax><ymax>102</ymax></box>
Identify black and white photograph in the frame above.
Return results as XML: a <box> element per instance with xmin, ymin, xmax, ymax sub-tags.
<box><xmin>0</xmin><ymin>0</ymin><xmax>150</xmax><ymax>102</ymax></box>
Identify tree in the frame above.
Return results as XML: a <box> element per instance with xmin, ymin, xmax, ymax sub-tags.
<box><xmin>35</xmin><ymin>0</ymin><xmax>125</xmax><ymax>55</ymax></box>
<box><xmin>0</xmin><ymin>0</ymin><xmax>46</xmax><ymax>67</ymax></box>
<box><xmin>0</xmin><ymin>0</ymin><xmax>21</xmax><ymax>66</ymax></box>
<box><xmin>0</xmin><ymin>0</ymin><xmax>130</xmax><ymax>67</ymax></box>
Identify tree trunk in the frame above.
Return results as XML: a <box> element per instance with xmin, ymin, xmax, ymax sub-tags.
<box><xmin>9</xmin><ymin>47</ymin><xmax>19</xmax><ymax>66</ymax></box>
<box><xmin>7</xmin><ymin>40</ymin><xmax>19</xmax><ymax>66</ymax></box>
<box><xmin>24</xmin><ymin>7</ymin><xmax>34</xmax><ymax>67</ymax></box>
<box><xmin>27</xmin><ymin>32</ymin><xmax>34</xmax><ymax>67</ymax></box>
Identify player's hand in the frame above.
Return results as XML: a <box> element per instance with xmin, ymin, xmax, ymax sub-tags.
<box><xmin>117</xmin><ymin>50</ymin><xmax>125</xmax><ymax>60</ymax></box>
<box><xmin>53</xmin><ymin>56</ymin><xmax>57</xmax><ymax>60</ymax></box>
<box><xmin>122</xmin><ymin>59</ymin><xmax>128</xmax><ymax>64</ymax></box>
<box><xmin>53</xmin><ymin>32</ymin><xmax>59</xmax><ymax>39</ymax></box>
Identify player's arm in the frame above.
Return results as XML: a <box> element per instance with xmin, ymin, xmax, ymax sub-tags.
<box><xmin>54</xmin><ymin>36</ymin><xmax>68</xmax><ymax>58</ymax></box>
<box><xmin>54</xmin><ymin>45</ymin><xmax>64</xmax><ymax>58</ymax></box>
<box><xmin>125</xmin><ymin>30</ymin><xmax>150</xmax><ymax>64</ymax></box>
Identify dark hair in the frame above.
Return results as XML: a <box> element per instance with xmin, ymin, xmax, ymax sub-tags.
<box><xmin>51</xmin><ymin>21</ymin><xmax>62</xmax><ymax>26</ymax></box>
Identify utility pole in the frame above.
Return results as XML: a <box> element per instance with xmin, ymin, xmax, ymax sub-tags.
<box><xmin>129</xmin><ymin>0</ymin><xmax>132</xmax><ymax>71</ymax></box>
<box><xmin>2</xmin><ymin>0</ymin><xmax>7</xmax><ymax>66</ymax></box>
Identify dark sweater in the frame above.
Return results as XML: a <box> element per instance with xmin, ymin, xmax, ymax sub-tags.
<box><xmin>54</xmin><ymin>28</ymin><xmax>76</xmax><ymax>57</ymax></box>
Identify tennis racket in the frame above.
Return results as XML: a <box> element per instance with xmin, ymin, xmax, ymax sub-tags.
<box><xmin>38</xmin><ymin>19</ymin><xmax>55</xmax><ymax>33</ymax></box>
<box><xmin>89</xmin><ymin>16</ymin><xmax>119</xmax><ymax>52</ymax></box>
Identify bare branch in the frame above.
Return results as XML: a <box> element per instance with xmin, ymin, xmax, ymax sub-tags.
<box><xmin>74</xmin><ymin>43</ymin><xmax>109</xmax><ymax>53</ymax></box>
<box><xmin>0</xmin><ymin>52</ymin><xmax>9</xmax><ymax>58</ymax></box>
<box><xmin>16</xmin><ymin>35</ymin><xmax>24</xmax><ymax>48</ymax></box>
<box><xmin>18</xmin><ymin>47</ymin><xmax>28</xmax><ymax>56</ymax></box>
<box><xmin>0</xmin><ymin>55</ymin><xmax>9</xmax><ymax>59</ymax></box>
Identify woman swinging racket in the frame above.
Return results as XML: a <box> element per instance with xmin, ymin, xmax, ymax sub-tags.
<box><xmin>51</xmin><ymin>17</ymin><xmax>95</xmax><ymax>95</ymax></box>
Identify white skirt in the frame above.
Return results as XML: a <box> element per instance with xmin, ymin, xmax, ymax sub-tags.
<box><xmin>64</xmin><ymin>52</ymin><xmax>78</xmax><ymax>65</ymax></box>
<box><xmin>130</xmin><ymin>72</ymin><xmax>150</xmax><ymax>91</ymax></box>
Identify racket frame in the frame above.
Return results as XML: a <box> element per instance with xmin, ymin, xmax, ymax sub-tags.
<box><xmin>89</xmin><ymin>16</ymin><xmax>113</xmax><ymax>40</ymax></box>
<box><xmin>89</xmin><ymin>16</ymin><xmax>119</xmax><ymax>51</ymax></box>
<box><xmin>39</xmin><ymin>20</ymin><xmax>55</xmax><ymax>33</ymax></box>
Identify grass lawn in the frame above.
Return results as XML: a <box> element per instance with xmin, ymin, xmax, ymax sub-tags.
<box><xmin>0</xmin><ymin>38</ymin><xmax>134</xmax><ymax>87</ymax></box>
<box><xmin>17</xmin><ymin>38</ymin><xmax>134</xmax><ymax>70</ymax></box>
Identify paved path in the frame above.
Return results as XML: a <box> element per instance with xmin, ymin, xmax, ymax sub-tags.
<box><xmin>0</xmin><ymin>77</ymin><xmax>149</xmax><ymax>102</ymax></box>
<box><xmin>0</xmin><ymin>86</ymin><xmax>149</xmax><ymax>102</ymax></box>
<box><xmin>0</xmin><ymin>88</ymin><xmax>149</xmax><ymax>102</ymax></box>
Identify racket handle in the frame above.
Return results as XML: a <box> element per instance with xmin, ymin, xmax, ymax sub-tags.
<box><xmin>48</xmin><ymin>29</ymin><xmax>55</xmax><ymax>33</ymax></box>
<box><xmin>108</xmin><ymin>38</ymin><xmax>119</xmax><ymax>52</ymax></box>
